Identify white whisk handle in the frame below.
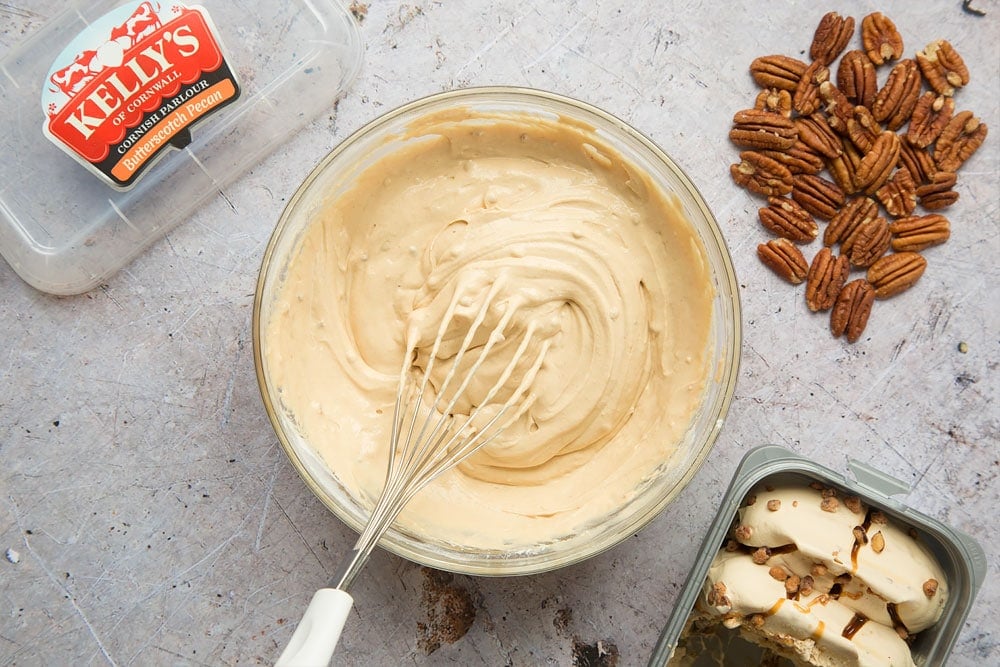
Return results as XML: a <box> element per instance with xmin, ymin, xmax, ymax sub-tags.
<box><xmin>275</xmin><ymin>588</ymin><xmax>354</xmax><ymax>667</ymax></box>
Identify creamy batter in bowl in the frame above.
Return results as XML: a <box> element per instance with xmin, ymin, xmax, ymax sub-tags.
<box><xmin>253</xmin><ymin>88</ymin><xmax>741</xmax><ymax>575</ymax></box>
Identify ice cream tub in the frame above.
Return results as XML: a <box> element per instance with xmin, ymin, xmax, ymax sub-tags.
<box><xmin>648</xmin><ymin>445</ymin><xmax>986</xmax><ymax>666</ymax></box>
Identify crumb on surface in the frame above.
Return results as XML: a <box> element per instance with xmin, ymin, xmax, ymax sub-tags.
<box><xmin>416</xmin><ymin>568</ymin><xmax>476</xmax><ymax>654</ymax></box>
<box><xmin>349</xmin><ymin>1</ymin><xmax>368</xmax><ymax>22</ymax></box>
<box><xmin>572</xmin><ymin>638</ymin><xmax>620</xmax><ymax>666</ymax></box>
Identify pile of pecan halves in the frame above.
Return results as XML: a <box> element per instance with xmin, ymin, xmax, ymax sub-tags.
<box><xmin>729</xmin><ymin>11</ymin><xmax>987</xmax><ymax>343</ymax></box>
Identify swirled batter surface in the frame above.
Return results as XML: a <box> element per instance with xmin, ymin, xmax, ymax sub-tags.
<box><xmin>264</xmin><ymin>108</ymin><xmax>715</xmax><ymax>550</ymax></box>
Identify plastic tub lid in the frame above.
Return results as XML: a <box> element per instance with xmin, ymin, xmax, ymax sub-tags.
<box><xmin>0</xmin><ymin>0</ymin><xmax>363</xmax><ymax>295</ymax></box>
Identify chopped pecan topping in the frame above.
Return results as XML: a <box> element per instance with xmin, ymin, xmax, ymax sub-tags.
<box><xmin>752</xmin><ymin>547</ymin><xmax>772</xmax><ymax>565</ymax></box>
<box><xmin>785</xmin><ymin>574</ymin><xmax>802</xmax><ymax>596</ymax></box>
<box><xmin>751</xmin><ymin>54</ymin><xmax>809</xmax><ymax>91</ymax></box>
<box><xmin>916</xmin><ymin>40</ymin><xmax>970</xmax><ymax>96</ymax></box>
<box><xmin>708</xmin><ymin>580</ymin><xmax>730</xmax><ymax>607</ymax></box>
<box><xmin>861</xmin><ymin>12</ymin><xmax>904</xmax><ymax>65</ymax></box>
<box><xmin>837</xmin><ymin>50</ymin><xmax>878</xmax><ymax>108</ymax></box>
<box><xmin>810</xmin><ymin>12</ymin><xmax>856</xmax><ymax>65</ymax></box>
<box><xmin>867</xmin><ymin>252</ymin><xmax>927</xmax><ymax>299</ymax></box>
<box><xmin>734</xmin><ymin>524</ymin><xmax>753</xmax><ymax>541</ymax></box>
<box><xmin>820</xmin><ymin>495</ymin><xmax>840</xmax><ymax>512</ymax></box>
<box><xmin>890</xmin><ymin>214</ymin><xmax>951</xmax><ymax>252</ymax></box>
<box><xmin>806</xmin><ymin>247</ymin><xmax>849</xmax><ymax>312</ymax></box>
<box><xmin>758</xmin><ymin>238</ymin><xmax>809</xmax><ymax>284</ymax></box>
<box><xmin>767</xmin><ymin>499</ymin><xmax>781</xmax><ymax>511</ymax></box>
<box><xmin>923</xmin><ymin>578</ymin><xmax>939</xmax><ymax>598</ymax></box>
<box><xmin>907</xmin><ymin>92</ymin><xmax>955</xmax><ymax>148</ymax></box>
<box><xmin>831</xmin><ymin>279</ymin><xmax>875</xmax><ymax>344</ymax></box>
<box><xmin>871</xmin><ymin>531</ymin><xmax>886</xmax><ymax>553</ymax></box>
<box><xmin>844</xmin><ymin>495</ymin><xmax>864</xmax><ymax>514</ymax></box>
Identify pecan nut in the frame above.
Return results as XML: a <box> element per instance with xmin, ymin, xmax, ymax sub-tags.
<box><xmin>810</xmin><ymin>12</ymin><xmax>856</xmax><ymax>65</ymax></box>
<box><xmin>916</xmin><ymin>40</ymin><xmax>970</xmax><ymax>97</ymax></box>
<box><xmin>758</xmin><ymin>196</ymin><xmax>819</xmax><ymax>243</ymax></box>
<box><xmin>795</xmin><ymin>113</ymin><xmax>842</xmax><ymax>159</ymax></box>
<box><xmin>934</xmin><ymin>111</ymin><xmax>988</xmax><ymax>172</ymax></box>
<box><xmin>916</xmin><ymin>171</ymin><xmax>959</xmax><ymax>210</ymax></box>
<box><xmin>871</xmin><ymin>59</ymin><xmax>922</xmax><ymax>131</ymax></box>
<box><xmin>867</xmin><ymin>252</ymin><xmax>927</xmax><ymax>299</ymax></box>
<box><xmin>846</xmin><ymin>105</ymin><xmax>883</xmax><ymax>153</ymax></box>
<box><xmin>731</xmin><ymin>151</ymin><xmax>794</xmax><ymax>197</ymax></box>
<box><xmin>758</xmin><ymin>238</ymin><xmax>809</xmax><ymax>284</ymax></box>
<box><xmin>827</xmin><ymin>141</ymin><xmax>863</xmax><ymax>195</ymax></box>
<box><xmin>855</xmin><ymin>131</ymin><xmax>902</xmax><ymax>195</ymax></box>
<box><xmin>793</xmin><ymin>60</ymin><xmax>830</xmax><ymax>116</ymax></box>
<box><xmin>825</xmin><ymin>196</ymin><xmax>878</xmax><ymax>246</ymax></box>
<box><xmin>842</xmin><ymin>216</ymin><xmax>891</xmax><ymax>267</ymax></box>
<box><xmin>889</xmin><ymin>214</ymin><xmax>951</xmax><ymax>252</ymax></box>
<box><xmin>806</xmin><ymin>247</ymin><xmax>850</xmax><ymax>312</ymax></box>
<box><xmin>819</xmin><ymin>81</ymin><xmax>853</xmax><ymax>135</ymax></box>
<box><xmin>861</xmin><ymin>12</ymin><xmax>904</xmax><ymax>65</ymax></box>
<box><xmin>792</xmin><ymin>174</ymin><xmax>845</xmax><ymax>220</ymax></box>
<box><xmin>831</xmin><ymin>279</ymin><xmax>876</xmax><ymax>343</ymax></box>
<box><xmin>899</xmin><ymin>141</ymin><xmax>938</xmax><ymax>185</ymax></box>
<box><xmin>907</xmin><ymin>92</ymin><xmax>955</xmax><ymax>148</ymax></box>
<box><xmin>876</xmin><ymin>168</ymin><xmax>917</xmax><ymax>217</ymax></box>
<box><xmin>754</xmin><ymin>88</ymin><xmax>793</xmax><ymax>117</ymax></box>
<box><xmin>730</xmin><ymin>109</ymin><xmax>799</xmax><ymax>151</ymax></box>
<box><xmin>837</xmin><ymin>50</ymin><xmax>878</xmax><ymax>108</ymax></box>
<box><xmin>751</xmin><ymin>55</ymin><xmax>809</xmax><ymax>91</ymax></box>
<box><xmin>760</xmin><ymin>141</ymin><xmax>825</xmax><ymax>176</ymax></box>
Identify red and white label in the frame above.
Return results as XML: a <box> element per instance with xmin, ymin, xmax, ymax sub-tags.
<box><xmin>43</xmin><ymin>2</ymin><xmax>240</xmax><ymax>189</ymax></box>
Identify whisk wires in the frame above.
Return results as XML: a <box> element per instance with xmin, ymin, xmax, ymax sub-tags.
<box><xmin>331</xmin><ymin>278</ymin><xmax>549</xmax><ymax>591</ymax></box>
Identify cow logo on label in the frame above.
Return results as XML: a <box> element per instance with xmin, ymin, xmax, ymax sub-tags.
<box><xmin>42</xmin><ymin>1</ymin><xmax>240</xmax><ymax>189</ymax></box>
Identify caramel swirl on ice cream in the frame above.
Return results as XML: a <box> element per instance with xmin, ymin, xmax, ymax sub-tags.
<box><xmin>698</xmin><ymin>483</ymin><xmax>948</xmax><ymax>667</ymax></box>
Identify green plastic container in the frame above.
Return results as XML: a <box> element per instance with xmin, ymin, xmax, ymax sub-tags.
<box><xmin>648</xmin><ymin>445</ymin><xmax>987</xmax><ymax>666</ymax></box>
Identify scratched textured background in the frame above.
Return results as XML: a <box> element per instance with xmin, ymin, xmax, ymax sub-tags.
<box><xmin>0</xmin><ymin>1</ymin><xmax>997</xmax><ymax>665</ymax></box>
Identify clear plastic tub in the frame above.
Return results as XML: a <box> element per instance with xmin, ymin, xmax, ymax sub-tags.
<box><xmin>0</xmin><ymin>0</ymin><xmax>363</xmax><ymax>295</ymax></box>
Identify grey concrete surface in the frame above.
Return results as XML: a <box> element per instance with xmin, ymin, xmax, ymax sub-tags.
<box><xmin>1</xmin><ymin>1</ymin><xmax>997</xmax><ymax>665</ymax></box>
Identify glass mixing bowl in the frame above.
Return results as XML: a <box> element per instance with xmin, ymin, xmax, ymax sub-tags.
<box><xmin>252</xmin><ymin>87</ymin><xmax>741</xmax><ymax>576</ymax></box>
